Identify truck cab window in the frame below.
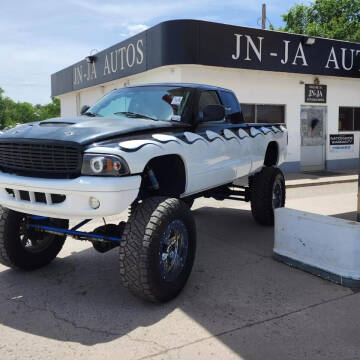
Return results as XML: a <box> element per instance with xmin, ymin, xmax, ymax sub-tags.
<box><xmin>220</xmin><ymin>91</ymin><xmax>244</xmax><ymax>123</ymax></box>
<box><xmin>198</xmin><ymin>91</ymin><xmax>221</xmax><ymax>111</ymax></box>
<box><xmin>198</xmin><ymin>90</ymin><xmax>222</xmax><ymax>122</ymax></box>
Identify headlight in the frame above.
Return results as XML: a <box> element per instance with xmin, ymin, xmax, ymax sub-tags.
<box><xmin>81</xmin><ymin>154</ymin><xmax>129</xmax><ymax>176</ymax></box>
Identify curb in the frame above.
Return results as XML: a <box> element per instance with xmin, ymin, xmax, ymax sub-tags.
<box><xmin>273</xmin><ymin>252</ymin><xmax>360</xmax><ymax>288</ymax></box>
<box><xmin>286</xmin><ymin>177</ymin><xmax>358</xmax><ymax>189</ymax></box>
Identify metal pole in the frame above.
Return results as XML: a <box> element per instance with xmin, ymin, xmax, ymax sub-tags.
<box><xmin>358</xmin><ymin>143</ymin><xmax>360</xmax><ymax>221</ymax></box>
<box><xmin>262</xmin><ymin>4</ymin><xmax>266</xmax><ymax>30</ymax></box>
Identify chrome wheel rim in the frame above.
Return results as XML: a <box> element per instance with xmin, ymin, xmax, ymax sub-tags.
<box><xmin>272</xmin><ymin>177</ymin><xmax>283</xmax><ymax>210</ymax></box>
<box><xmin>159</xmin><ymin>220</ymin><xmax>189</xmax><ymax>282</ymax></box>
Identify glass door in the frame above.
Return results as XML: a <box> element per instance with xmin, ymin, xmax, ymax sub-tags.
<box><xmin>300</xmin><ymin>106</ymin><xmax>327</xmax><ymax>171</ymax></box>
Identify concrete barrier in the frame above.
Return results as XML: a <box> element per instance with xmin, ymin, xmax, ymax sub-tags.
<box><xmin>274</xmin><ymin>208</ymin><xmax>360</xmax><ymax>287</ymax></box>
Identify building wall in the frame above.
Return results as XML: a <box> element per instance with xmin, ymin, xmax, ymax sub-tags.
<box><xmin>57</xmin><ymin>64</ymin><xmax>360</xmax><ymax>172</ymax></box>
<box><xmin>180</xmin><ymin>65</ymin><xmax>302</xmax><ymax>170</ymax></box>
<box><xmin>60</xmin><ymin>93</ymin><xmax>77</xmax><ymax>118</ymax></box>
<box><xmin>179</xmin><ymin>65</ymin><xmax>360</xmax><ymax>172</ymax></box>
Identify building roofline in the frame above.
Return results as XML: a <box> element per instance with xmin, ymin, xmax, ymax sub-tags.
<box><xmin>123</xmin><ymin>82</ymin><xmax>230</xmax><ymax>91</ymax></box>
<box><xmin>51</xmin><ymin>19</ymin><xmax>360</xmax><ymax>97</ymax></box>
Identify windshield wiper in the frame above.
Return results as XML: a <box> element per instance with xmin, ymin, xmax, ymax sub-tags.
<box><xmin>113</xmin><ymin>111</ymin><xmax>156</xmax><ymax>121</ymax></box>
<box><xmin>84</xmin><ymin>111</ymin><xmax>102</xmax><ymax>117</ymax></box>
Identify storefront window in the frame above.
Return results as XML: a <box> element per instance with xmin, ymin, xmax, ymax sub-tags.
<box><xmin>241</xmin><ymin>104</ymin><xmax>285</xmax><ymax>123</ymax></box>
<box><xmin>339</xmin><ymin>107</ymin><xmax>360</xmax><ymax>131</ymax></box>
<box><xmin>257</xmin><ymin>105</ymin><xmax>285</xmax><ymax>124</ymax></box>
<box><xmin>241</xmin><ymin>104</ymin><xmax>255</xmax><ymax>122</ymax></box>
<box><xmin>354</xmin><ymin>108</ymin><xmax>360</xmax><ymax>131</ymax></box>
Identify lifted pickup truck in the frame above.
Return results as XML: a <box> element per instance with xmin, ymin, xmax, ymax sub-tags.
<box><xmin>0</xmin><ymin>83</ymin><xmax>287</xmax><ymax>302</ymax></box>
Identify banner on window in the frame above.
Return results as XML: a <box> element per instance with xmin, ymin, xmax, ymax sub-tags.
<box><xmin>329</xmin><ymin>134</ymin><xmax>354</xmax><ymax>152</ymax></box>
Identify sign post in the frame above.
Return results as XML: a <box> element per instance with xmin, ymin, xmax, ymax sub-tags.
<box><xmin>358</xmin><ymin>142</ymin><xmax>360</xmax><ymax>222</ymax></box>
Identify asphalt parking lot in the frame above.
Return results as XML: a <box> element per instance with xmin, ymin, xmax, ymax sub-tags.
<box><xmin>1</xmin><ymin>182</ymin><xmax>359</xmax><ymax>360</ymax></box>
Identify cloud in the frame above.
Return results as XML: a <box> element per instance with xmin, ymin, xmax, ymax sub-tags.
<box><xmin>72</xmin><ymin>0</ymin><xmax>262</xmax><ymax>25</ymax></box>
<box><xmin>119</xmin><ymin>24</ymin><xmax>149</xmax><ymax>38</ymax></box>
<box><xmin>0</xmin><ymin>0</ymin><xmax>300</xmax><ymax>104</ymax></box>
<box><xmin>0</xmin><ymin>37</ymin><xmax>92</xmax><ymax>104</ymax></box>
<box><xmin>74</xmin><ymin>0</ymin><xmax>205</xmax><ymax>20</ymax></box>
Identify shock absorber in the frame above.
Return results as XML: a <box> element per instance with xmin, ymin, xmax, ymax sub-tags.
<box><xmin>147</xmin><ymin>167</ymin><xmax>160</xmax><ymax>190</ymax></box>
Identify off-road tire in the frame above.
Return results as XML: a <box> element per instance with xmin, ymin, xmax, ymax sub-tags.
<box><xmin>0</xmin><ymin>207</ymin><xmax>68</xmax><ymax>270</ymax></box>
<box><xmin>119</xmin><ymin>197</ymin><xmax>196</xmax><ymax>302</ymax></box>
<box><xmin>250</xmin><ymin>167</ymin><xmax>285</xmax><ymax>226</ymax></box>
<box><xmin>181</xmin><ymin>197</ymin><xmax>195</xmax><ymax>209</ymax></box>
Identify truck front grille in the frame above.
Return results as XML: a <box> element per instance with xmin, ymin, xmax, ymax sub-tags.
<box><xmin>0</xmin><ymin>141</ymin><xmax>81</xmax><ymax>178</ymax></box>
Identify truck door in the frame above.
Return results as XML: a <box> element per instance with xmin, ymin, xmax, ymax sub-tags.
<box><xmin>218</xmin><ymin>90</ymin><xmax>252</xmax><ymax>178</ymax></box>
<box><xmin>191</xmin><ymin>89</ymin><xmax>232</xmax><ymax>188</ymax></box>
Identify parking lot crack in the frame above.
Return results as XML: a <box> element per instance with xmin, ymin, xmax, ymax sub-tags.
<box><xmin>136</xmin><ymin>292</ymin><xmax>356</xmax><ymax>360</ymax></box>
<box><xmin>126</xmin><ymin>334</ymin><xmax>168</xmax><ymax>352</ymax></box>
<box><xmin>5</xmin><ymin>295</ymin><xmax>121</xmax><ymax>338</ymax></box>
<box><xmin>4</xmin><ymin>294</ymin><xmax>172</xmax><ymax>350</ymax></box>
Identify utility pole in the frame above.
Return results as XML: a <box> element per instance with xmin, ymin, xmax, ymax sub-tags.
<box><xmin>262</xmin><ymin>3</ymin><xmax>266</xmax><ymax>29</ymax></box>
<box><xmin>358</xmin><ymin>144</ymin><xmax>360</xmax><ymax>222</ymax></box>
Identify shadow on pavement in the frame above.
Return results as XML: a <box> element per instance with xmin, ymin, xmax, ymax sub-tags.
<box><xmin>0</xmin><ymin>206</ymin><xmax>354</xmax><ymax>357</ymax></box>
<box><xmin>285</xmin><ymin>169</ymin><xmax>358</xmax><ymax>182</ymax></box>
<box><xmin>331</xmin><ymin>211</ymin><xmax>357</xmax><ymax>221</ymax></box>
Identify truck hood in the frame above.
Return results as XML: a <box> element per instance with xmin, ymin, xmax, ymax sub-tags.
<box><xmin>0</xmin><ymin>116</ymin><xmax>189</xmax><ymax>145</ymax></box>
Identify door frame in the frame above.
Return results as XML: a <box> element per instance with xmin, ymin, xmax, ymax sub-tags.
<box><xmin>300</xmin><ymin>105</ymin><xmax>328</xmax><ymax>172</ymax></box>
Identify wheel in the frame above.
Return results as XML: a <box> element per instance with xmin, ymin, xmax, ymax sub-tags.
<box><xmin>250</xmin><ymin>167</ymin><xmax>286</xmax><ymax>226</ymax></box>
<box><xmin>182</xmin><ymin>196</ymin><xmax>195</xmax><ymax>209</ymax></box>
<box><xmin>0</xmin><ymin>207</ymin><xmax>68</xmax><ymax>270</ymax></box>
<box><xmin>119</xmin><ymin>197</ymin><xmax>196</xmax><ymax>302</ymax></box>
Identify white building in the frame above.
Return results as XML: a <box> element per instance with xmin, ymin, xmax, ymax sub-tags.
<box><xmin>52</xmin><ymin>19</ymin><xmax>360</xmax><ymax>173</ymax></box>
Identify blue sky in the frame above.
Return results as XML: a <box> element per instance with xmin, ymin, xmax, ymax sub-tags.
<box><xmin>0</xmin><ymin>0</ymin><xmax>308</xmax><ymax>104</ymax></box>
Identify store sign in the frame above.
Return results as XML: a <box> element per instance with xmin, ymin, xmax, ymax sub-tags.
<box><xmin>72</xmin><ymin>39</ymin><xmax>144</xmax><ymax>87</ymax></box>
<box><xmin>329</xmin><ymin>134</ymin><xmax>354</xmax><ymax>152</ymax></box>
<box><xmin>52</xmin><ymin>20</ymin><xmax>360</xmax><ymax>96</ymax></box>
<box><xmin>52</xmin><ymin>33</ymin><xmax>146</xmax><ymax>96</ymax></box>
<box><xmin>305</xmin><ymin>84</ymin><xmax>327</xmax><ymax>103</ymax></box>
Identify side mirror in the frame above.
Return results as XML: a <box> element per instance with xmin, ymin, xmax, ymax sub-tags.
<box><xmin>80</xmin><ymin>105</ymin><xmax>90</xmax><ymax>115</ymax></box>
<box><xmin>202</xmin><ymin>104</ymin><xmax>225</xmax><ymax>122</ymax></box>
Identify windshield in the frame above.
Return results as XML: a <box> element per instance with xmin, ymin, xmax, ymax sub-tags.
<box><xmin>87</xmin><ymin>86</ymin><xmax>192</xmax><ymax>121</ymax></box>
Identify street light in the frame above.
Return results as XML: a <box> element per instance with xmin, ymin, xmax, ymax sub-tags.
<box><xmin>85</xmin><ymin>55</ymin><xmax>96</xmax><ymax>63</ymax></box>
<box><xmin>85</xmin><ymin>49</ymin><xmax>98</xmax><ymax>63</ymax></box>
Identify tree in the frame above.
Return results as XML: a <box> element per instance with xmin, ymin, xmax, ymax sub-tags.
<box><xmin>0</xmin><ymin>89</ymin><xmax>6</xmax><ymax>129</ymax></box>
<box><xmin>280</xmin><ymin>0</ymin><xmax>360</xmax><ymax>42</ymax></box>
<box><xmin>0</xmin><ymin>88</ymin><xmax>60</xmax><ymax>130</ymax></box>
<box><xmin>34</xmin><ymin>98</ymin><xmax>61</xmax><ymax>121</ymax></box>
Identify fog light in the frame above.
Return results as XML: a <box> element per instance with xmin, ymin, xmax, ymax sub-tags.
<box><xmin>89</xmin><ymin>197</ymin><xmax>100</xmax><ymax>209</ymax></box>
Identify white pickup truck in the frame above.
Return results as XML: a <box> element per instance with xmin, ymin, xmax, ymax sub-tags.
<box><xmin>0</xmin><ymin>83</ymin><xmax>287</xmax><ymax>302</ymax></box>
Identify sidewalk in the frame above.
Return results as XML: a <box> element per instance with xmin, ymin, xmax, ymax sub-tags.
<box><xmin>285</xmin><ymin>168</ymin><xmax>358</xmax><ymax>188</ymax></box>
